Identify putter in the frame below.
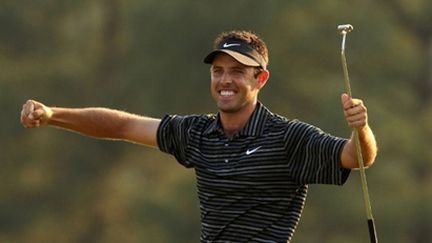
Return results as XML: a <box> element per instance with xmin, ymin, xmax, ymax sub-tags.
<box><xmin>338</xmin><ymin>24</ymin><xmax>378</xmax><ymax>243</ymax></box>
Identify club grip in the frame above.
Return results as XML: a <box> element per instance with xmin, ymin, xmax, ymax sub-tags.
<box><xmin>368</xmin><ymin>219</ymin><xmax>378</xmax><ymax>243</ymax></box>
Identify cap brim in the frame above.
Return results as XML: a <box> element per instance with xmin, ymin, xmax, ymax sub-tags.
<box><xmin>204</xmin><ymin>50</ymin><xmax>260</xmax><ymax>67</ymax></box>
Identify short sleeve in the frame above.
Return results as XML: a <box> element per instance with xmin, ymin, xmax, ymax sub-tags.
<box><xmin>157</xmin><ymin>114</ymin><xmax>195</xmax><ymax>168</ymax></box>
<box><xmin>287</xmin><ymin>122</ymin><xmax>350</xmax><ymax>185</ymax></box>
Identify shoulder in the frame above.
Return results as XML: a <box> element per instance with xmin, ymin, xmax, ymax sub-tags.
<box><xmin>265</xmin><ymin>112</ymin><xmax>322</xmax><ymax>138</ymax></box>
<box><xmin>160</xmin><ymin>113</ymin><xmax>216</xmax><ymax>129</ymax></box>
<box><xmin>266</xmin><ymin>112</ymin><xmax>314</xmax><ymax>130</ymax></box>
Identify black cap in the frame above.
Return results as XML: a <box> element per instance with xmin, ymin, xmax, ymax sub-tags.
<box><xmin>204</xmin><ymin>38</ymin><xmax>267</xmax><ymax>70</ymax></box>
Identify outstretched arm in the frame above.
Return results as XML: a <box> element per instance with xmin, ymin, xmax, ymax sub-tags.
<box><xmin>340</xmin><ymin>94</ymin><xmax>378</xmax><ymax>169</ymax></box>
<box><xmin>20</xmin><ymin>100</ymin><xmax>160</xmax><ymax>148</ymax></box>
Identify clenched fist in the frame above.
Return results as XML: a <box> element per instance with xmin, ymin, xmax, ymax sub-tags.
<box><xmin>20</xmin><ymin>100</ymin><xmax>53</xmax><ymax>128</ymax></box>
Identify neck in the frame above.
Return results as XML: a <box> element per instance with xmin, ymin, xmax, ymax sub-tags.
<box><xmin>219</xmin><ymin>102</ymin><xmax>257</xmax><ymax>138</ymax></box>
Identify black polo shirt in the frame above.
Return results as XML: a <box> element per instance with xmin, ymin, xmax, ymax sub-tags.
<box><xmin>157</xmin><ymin>102</ymin><xmax>350</xmax><ymax>243</ymax></box>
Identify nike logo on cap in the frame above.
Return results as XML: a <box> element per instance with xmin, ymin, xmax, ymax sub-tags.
<box><xmin>246</xmin><ymin>146</ymin><xmax>262</xmax><ymax>155</ymax></box>
<box><xmin>223</xmin><ymin>43</ymin><xmax>241</xmax><ymax>48</ymax></box>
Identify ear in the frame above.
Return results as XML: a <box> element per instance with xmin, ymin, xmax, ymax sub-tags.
<box><xmin>257</xmin><ymin>70</ymin><xmax>270</xmax><ymax>88</ymax></box>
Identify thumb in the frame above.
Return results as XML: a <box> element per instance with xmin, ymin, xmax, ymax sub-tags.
<box><xmin>31</xmin><ymin>108</ymin><xmax>46</xmax><ymax>120</ymax></box>
<box><xmin>26</xmin><ymin>100</ymin><xmax>52</xmax><ymax>124</ymax></box>
<box><xmin>340</xmin><ymin>93</ymin><xmax>350</xmax><ymax>105</ymax></box>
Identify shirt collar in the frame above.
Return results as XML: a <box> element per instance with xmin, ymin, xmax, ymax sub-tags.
<box><xmin>203</xmin><ymin>102</ymin><xmax>270</xmax><ymax>137</ymax></box>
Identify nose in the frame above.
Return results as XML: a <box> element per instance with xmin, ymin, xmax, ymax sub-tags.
<box><xmin>220</xmin><ymin>72</ymin><xmax>232</xmax><ymax>85</ymax></box>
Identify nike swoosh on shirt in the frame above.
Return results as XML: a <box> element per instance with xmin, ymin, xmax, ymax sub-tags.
<box><xmin>246</xmin><ymin>146</ymin><xmax>262</xmax><ymax>155</ymax></box>
<box><xmin>223</xmin><ymin>43</ymin><xmax>241</xmax><ymax>48</ymax></box>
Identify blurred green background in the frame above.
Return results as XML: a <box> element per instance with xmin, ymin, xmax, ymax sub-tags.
<box><xmin>1</xmin><ymin>0</ymin><xmax>431</xmax><ymax>242</ymax></box>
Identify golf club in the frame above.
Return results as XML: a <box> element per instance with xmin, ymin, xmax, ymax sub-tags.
<box><xmin>338</xmin><ymin>24</ymin><xmax>378</xmax><ymax>243</ymax></box>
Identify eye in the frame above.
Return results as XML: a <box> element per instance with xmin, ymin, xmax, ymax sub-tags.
<box><xmin>212</xmin><ymin>69</ymin><xmax>222</xmax><ymax>75</ymax></box>
<box><xmin>211</xmin><ymin>68</ymin><xmax>223</xmax><ymax>78</ymax></box>
<box><xmin>232</xmin><ymin>69</ymin><xmax>245</xmax><ymax>75</ymax></box>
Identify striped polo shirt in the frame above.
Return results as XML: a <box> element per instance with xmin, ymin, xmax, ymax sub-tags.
<box><xmin>157</xmin><ymin>102</ymin><xmax>350</xmax><ymax>243</ymax></box>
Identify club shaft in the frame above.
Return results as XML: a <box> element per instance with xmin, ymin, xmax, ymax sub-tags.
<box><xmin>368</xmin><ymin>219</ymin><xmax>378</xmax><ymax>243</ymax></box>
<box><xmin>340</xmin><ymin>32</ymin><xmax>378</xmax><ymax>243</ymax></box>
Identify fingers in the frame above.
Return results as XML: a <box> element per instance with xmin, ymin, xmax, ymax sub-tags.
<box><xmin>21</xmin><ymin>100</ymin><xmax>36</xmax><ymax>128</ymax></box>
<box><xmin>341</xmin><ymin>93</ymin><xmax>368</xmax><ymax>128</ymax></box>
<box><xmin>26</xmin><ymin>100</ymin><xmax>35</xmax><ymax>118</ymax></box>
<box><xmin>20</xmin><ymin>100</ymin><xmax>47</xmax><ymax>128</ymax></box>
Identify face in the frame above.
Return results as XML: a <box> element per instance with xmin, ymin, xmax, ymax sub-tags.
<box><xmin>210</xmin><ymin>53</ymin><xmax>265</xmax><ymax>114</ymax></box>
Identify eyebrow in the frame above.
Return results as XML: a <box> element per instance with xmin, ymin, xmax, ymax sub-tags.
<box><xmin>211</xmin><ymin>65</ymin><xmax>248</xmax><ymax>71</ymax></box>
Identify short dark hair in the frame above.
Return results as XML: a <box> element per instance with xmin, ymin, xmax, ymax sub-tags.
<box><xmin>213</xmin><ymin>30</ymin><xmax>269</xmax><ymax>67</ymax></box>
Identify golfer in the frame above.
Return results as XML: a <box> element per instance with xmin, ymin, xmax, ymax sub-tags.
<box><xmin>21</xmin><ymin>30</ymin><xmax>377</xmax><ymax>242</ymax></box>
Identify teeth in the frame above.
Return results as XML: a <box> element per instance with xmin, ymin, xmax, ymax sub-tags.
<box><xmin>220</xmin><ymin>90</ymin><xmax>234</xmax><ymax>96</ymax></box>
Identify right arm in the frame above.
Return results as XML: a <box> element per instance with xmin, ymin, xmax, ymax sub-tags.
<box><xmin>20</xmin><ymin>100</ymin><xmax>160</xmax><ymax>148</ymax></box>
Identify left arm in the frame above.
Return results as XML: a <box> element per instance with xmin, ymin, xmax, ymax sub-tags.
<box><xmin>340</xmin><ymin>93</ymin><xmax>378</xmax><ymax>169</ymax></box>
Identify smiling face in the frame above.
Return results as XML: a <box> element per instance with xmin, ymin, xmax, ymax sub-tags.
<box><xmin>210</xmin><ymin>53</ymin><xmax>268</xmax><ymax>114</ymax></box>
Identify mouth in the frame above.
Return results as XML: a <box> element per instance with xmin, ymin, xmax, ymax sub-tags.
<box><xmin>219</xmin><ymin>90</ymin><xmax>236</xmax><ymax>97</ymax></box>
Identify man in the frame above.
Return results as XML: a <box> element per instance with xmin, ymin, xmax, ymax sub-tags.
<box><xmin>21</xmin><ymin>30</ymin><xmax>377</xmax><ymax>242</ymax></box>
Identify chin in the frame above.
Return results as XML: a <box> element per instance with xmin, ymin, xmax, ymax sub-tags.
<box><xmin>217</xmin><ymin>105</ymin><xmax>237</xmax><ymax>113</ymax></box>
<box><xmin>216</xmin><ymin>102</ymin><xmax>240</xmax><ymax>113</ymax></box>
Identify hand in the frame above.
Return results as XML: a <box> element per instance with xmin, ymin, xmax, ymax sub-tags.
<box><xmin>20</xmin><ymin>100</ymin><xmax>53</xmax><ymax>128</ymax></box>
<box><xmin>341</xmin><ymin>93</ymin><xmax>368</xmax><ymax>129</ymax></box>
